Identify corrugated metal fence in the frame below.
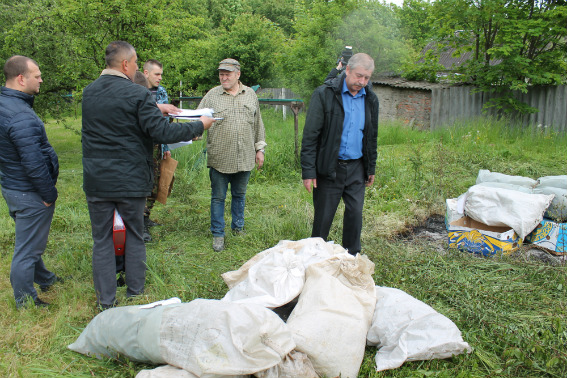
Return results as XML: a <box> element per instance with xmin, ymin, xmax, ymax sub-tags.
<box><xmin>431</xmin><ymin>85</ymin><xmax>567</xmax><ymax>132</ymax></box>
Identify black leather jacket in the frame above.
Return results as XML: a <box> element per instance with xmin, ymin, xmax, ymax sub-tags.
<box><xmin>301</xmin><ymin>73</ymin><xmax>379</xmax><ymax>181</ymax></box>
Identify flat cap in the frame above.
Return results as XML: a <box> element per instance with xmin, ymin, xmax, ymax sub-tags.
<box><xmin>218</xmin><ymin>58</ymin><xmax>240</xmax><ymax>71</ymax></box>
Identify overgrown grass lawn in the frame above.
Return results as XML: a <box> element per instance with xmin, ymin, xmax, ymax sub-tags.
<box><xmin>0</xmin><ymin>112</ymin><xmax>566</xmax><ymax>377</ymax></box>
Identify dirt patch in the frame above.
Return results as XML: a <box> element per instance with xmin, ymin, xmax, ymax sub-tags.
<box><xmin>399</xmin><ymin>214</ymin><xmax>566</xmax><ymax>266</ymax></box>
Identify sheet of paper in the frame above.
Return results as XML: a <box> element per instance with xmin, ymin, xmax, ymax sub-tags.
<box><xmin>168</xmin><ymin>140</ymin><xmax>193</xmax><ymax>150</ymax></box>
<box><xmin>170</xmin><ymin>108</ymin><xmax>214</xmax><ymax>118</ymax></box>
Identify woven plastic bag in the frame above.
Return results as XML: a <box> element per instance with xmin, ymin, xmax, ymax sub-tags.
<box><xmin>69</xmin><ymin>299</ymin><xmax>295</xmax><ymax>378</ymax></box>
<box><xmin>287</xmin><ymin>253</ymin><xmax>376</xmax><ymax>378</ymax></box>
<box><xmin>221</xmin><ymin>238</ymin><xmax>344</xmax><ymax>308</ymax></box>
<box><xmin>463</xmin><ymin>185</ymin><xmax>554</xmax><ymax>239</ymax></box>
<box><xmin>367</xmin><ymin>286</ymin><xmax>471</xmax><ymax>371</ymax></box>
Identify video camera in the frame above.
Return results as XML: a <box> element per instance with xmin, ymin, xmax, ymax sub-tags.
<box><xmin>337</xmin><ymin>46</ymin><xmax>353</xmax><ymax>71</ymax></box>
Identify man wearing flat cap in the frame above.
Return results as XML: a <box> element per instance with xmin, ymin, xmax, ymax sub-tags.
<box><xmin>198</xmin><ymin>58</ymin><xmax>266</xmax><ymax>252</ymax></box>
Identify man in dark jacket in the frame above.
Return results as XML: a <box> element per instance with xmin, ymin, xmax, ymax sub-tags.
<box><xmin>301</xmin><ymin>53</ymin><xmax>379</xmax><ymax>255</ymax></box>
<box><xmin>82</xmin><ymin>41</ymin><xmax>214</xmax><ymax>309</ymax></box>
<box><xmin>0</xmin><ymin>55</ymin><xmax>61</xmax><ymax>308</ymax></box>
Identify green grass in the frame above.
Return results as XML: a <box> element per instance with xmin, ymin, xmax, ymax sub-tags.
<box><xmin>0</xmin><ymin>111</ymin><xmax>566</xmax><ymax>377</ymax></box>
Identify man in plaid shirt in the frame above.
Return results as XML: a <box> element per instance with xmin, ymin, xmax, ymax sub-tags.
<box><xmin>198</xmin><ymin>58</ymin><xmax>266</xmax><ymax>252</ymax></box>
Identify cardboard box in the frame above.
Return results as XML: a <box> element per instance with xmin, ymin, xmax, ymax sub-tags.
<box><xmin>447</xmin><ymin>216</ymin><xmax>522</xmax><ymax>257</ymax></box>
<box><xmin>525</xmin><ymin>218</ymin><xmax>567</xmax><ymax>255</ymax></box>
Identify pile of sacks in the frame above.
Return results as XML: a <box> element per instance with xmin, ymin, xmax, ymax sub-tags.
<box><xmin>448</xmin><ymin>170</ymin><xmax>566</xmax><ymax>240</ymax></box>
<box><xmin>69</xmin><ymin>238</ymin><xmax>471</xmax><ymax>377</ymax></box>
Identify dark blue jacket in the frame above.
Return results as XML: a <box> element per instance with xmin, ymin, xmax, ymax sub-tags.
<box><xmin>0</xmin><ymin>86</ymin><xmax>59</xmax><ymax>203</ymax></box>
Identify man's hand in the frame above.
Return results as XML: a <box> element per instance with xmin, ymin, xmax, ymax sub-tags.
<box><xmin>163</xmin><ymin>150</ymin><xmax>172</xmax><ymax>159</ymax></box>
<box><xmin>43</xmin><ymin>201</ymin><xmax>52</xmax><ymax>207</ymax></box>
<box><xmin>365</xmin><ymin>175</ymin><xmax>375</xmax><ymax>187</ymax></box>
<box><xmin>200</xmin><ymin>116</ymin><xmax>215</xmax><ymax>130</ymax></box>
<box><xmin>303</xmin><ymin>178</ymin><xmax>317</xmax><ymax>193</ymax></box>
<box><xmin>255</xmin><ymin>150</ymin><xmax>264</xmax><ymax>169</ymax></box>
<box><xmin>158</xmin><ymin>103</ymin><xmax>181</xmax><ymax>116</ymax></box>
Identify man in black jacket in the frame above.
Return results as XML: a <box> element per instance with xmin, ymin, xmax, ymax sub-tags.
<box><xmin>82</xmin><ymin>41</ymin><xmax>214</xmax><ymax>309</ymax></box>
<box><xmin>0</xmin><ymin>56</ymin><xmax>61</xmax><ymax>308</ymax></box>
<box><xmin>301</xmin><ymin>53</ymin><xmax>378</xmax><ymax>255</ymax></box>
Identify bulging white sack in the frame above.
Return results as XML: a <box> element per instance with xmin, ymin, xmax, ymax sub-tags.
<box><xmin>254</xmin><ymin>350</ymin><xmax>318</xmax><ymax>378</ymax></box>
<box><xmin>463</xmin><ymin>185</ymin><xmax>554</xmax><ymax>239</ymax></box>
<box><xmin>136</xmin><ymin>365</ymin><xmax>251</xmax><ymax>378</ymax></box>
<box><xmin>69</xmin><ymin>299</ymin><xmax>295</xmax><ymax>378</ymax></box>
<box><xmin>475</xmin><ymin>169</ymin><xmax>537</xmax><ymax>188</ymax></box>
<box><xmin>221</xmin><ymin>248</ymin><xmax>305</xmax><ymax>308</ymax></box>
<box><xmin>536</xmin><ymin>175</ymin><xmax>567</xmax><ymax>190</ymax></box>
<box><xmin>533</xmin><ymin>186</ymin><xmax>567</xmax><ymax>222</ymax></box>
<box><xmin>221</xmin><ymin>238</ymin><xmax>345</xmax><ymax>308</ymax></box>
<box><xmin>287</xmin><ymin>253</ymin><xmax>376</xmax><ymax>378</ymax></box>
<box><xmin>367</xmin><ymin>286</ymin><xmax>471</xmax><ymax>371</ymax></box>
<box><xmin>476</xmin><ymin>181</ymin><xmax>533</xmax><ymax>194</ymax></box>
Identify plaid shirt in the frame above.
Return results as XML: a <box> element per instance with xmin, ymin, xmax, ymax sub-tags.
<box><xmin>198</xmin><ymin>82</ymin><xmax>266</xmax><ymax>173</ymax></box>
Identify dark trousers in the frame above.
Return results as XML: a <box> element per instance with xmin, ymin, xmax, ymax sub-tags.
<box><xmin>86</xmin><ymin>196</ymin><xmax>146</xmax><ymax>306</ymax></box>
<box><xmin>2</xmin><ymin>188</ymin><xmax>56</xmax><ymax>306</ymax></box>
<box><xmin>312</xmin><ymin>159</ymin><xmax>365</xmax><ymax>254</ymax></box>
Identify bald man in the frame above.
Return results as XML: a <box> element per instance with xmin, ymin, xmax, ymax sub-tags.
<box><xmin>81</xmin><ymin>41</ymin><xmax>214</xmax><ymax>309</ymax></box>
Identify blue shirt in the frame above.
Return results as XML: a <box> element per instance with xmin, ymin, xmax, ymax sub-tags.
<box><xmin>339</xmin><ymin>79</ymin><xmax>365</xmax><ymax>160</ymax></box>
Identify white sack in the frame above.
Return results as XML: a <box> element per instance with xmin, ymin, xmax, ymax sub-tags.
<box><xmin>533</xmin><ymin>186</ymin><xmax>567</xmax><ymax>222</ymax></box>
<box><xmin>536</xmin><ymin>175</ymin><xmax>567</xmax><ymax>190</ymax></box>
<box><xmin>69</xmin><ymin>299</ymin><xmax>295</xmax><ymax>378</ymax></box>
<box><xmin>221</xmin><ymin>249</ymin><xmax>305</xmax><ymax>308</ymax></box>
<box><xmin>159</xmin><ymin>300</ymin><xmax>294</xmax><ymax>377</ymax></box>
<box><xmin>136</xmin><ymin>365</ymin><xmax>250</xmax><ymax>378</ymax></box>
<box><xmin>254</xmin><ymin>350</ymin><xmax>318</xmax><ymax>378</ymax></box>
<box><xmin>221</xmin><ymin>238</ymin><xmax>344</xmax><ymax>308</ymax></box>
<box><xmin>463</xmin><ymin>185</ymin><xmax>554</xmax><ymax>239</ymax></box>
<box><xmin>367</xmin><ymin>286</ymin><xmax>471</xmax><ymax>371</ymax></box>
<box><xmin>136</xmin><ymin>365</ymin><xmax>198</xmax><ymax>378</ymax></box>
<box><xmin>476</xmin><ymin>181</ymin><xmax>534</xmax><ymax>194</ymax></box>
<box><xmin>287</xmin><ymin>253</ymin><xmax>376</xmax><ymax>378</ymax></box>
<box><xmin>68</xmin><ymin>302</ymin><xmax>168</xmax><ymax>363</ymax></box>
<box><xmin>475</xmin><ymin>169</ymin><xmax>536</xmax><ymax>188</ymax></box>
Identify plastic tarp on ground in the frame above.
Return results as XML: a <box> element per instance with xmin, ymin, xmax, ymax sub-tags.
<box><xmin>69</xmin><ymin>299</ymin><xmax>295</xmax><ymax>378</ymax></box>
<box><xmin>367</xmin><ymin>286</ymin><xmax>471</xmax><ymax>371</ymax></box>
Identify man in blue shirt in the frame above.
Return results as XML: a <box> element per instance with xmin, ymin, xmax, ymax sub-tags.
<box><xmin>301</xmin><ymin>53</ymin><xmax>379</xmax><ymax>255</ymax></box>
<box><xmin>142</xmin><ymin>59</ymin><xmax>171</xmax><ymax>242</ymax></box>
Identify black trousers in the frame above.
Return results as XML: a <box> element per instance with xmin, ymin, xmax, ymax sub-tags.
<box><xmin>312</xmin><ymin>159</ymin><xmax>365</xmax><ymax>254</ymax></box>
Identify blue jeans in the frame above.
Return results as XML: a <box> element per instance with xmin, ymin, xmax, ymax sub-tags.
<box><xmin>209</xmin><ymin>168</ymin><xmax>251</xmax><ymax>237</ymax></box>
<box><xmin>2</xmin><ymin>188</ymin><xmax>56</xmax><ymax>306</ymax></box>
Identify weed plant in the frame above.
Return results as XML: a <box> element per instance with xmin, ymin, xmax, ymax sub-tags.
<box><xmin>0</xmin><ymin>112</ymin><xmax>566</xmax><ymax>377</ymax></box>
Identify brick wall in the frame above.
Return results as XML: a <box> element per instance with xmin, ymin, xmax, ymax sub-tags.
<box><xmin>372</xmin><ymin>84</ymin><xmax>432</xmax><ymax>130</ymax></box>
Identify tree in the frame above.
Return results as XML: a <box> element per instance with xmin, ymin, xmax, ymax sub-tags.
<box><xmin>392</xmin><ymin>0</ymin><xmax>435</xmax><ymax>50</ymax></box>
<box><xmin>431</xmin><ymin>0</ymin><xmax>567</xmax><ymax>113</ymax></box>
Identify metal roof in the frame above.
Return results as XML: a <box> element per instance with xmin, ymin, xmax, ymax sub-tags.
<box><xmin>371</xmin><ymin>77</ymin><xmax>451</xmax><ymax>90</ymax></box>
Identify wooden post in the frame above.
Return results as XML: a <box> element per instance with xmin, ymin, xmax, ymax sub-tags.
<box><xmin>291</xmin><ymin>101</ymin><xmax>303</xmax><ymax>162</ymax></box>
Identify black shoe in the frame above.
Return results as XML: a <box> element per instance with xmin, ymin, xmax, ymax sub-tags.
<box><xmin>144</xmin><ymin>216</ymin><xmax>161</xmax><ymax>228</ymax></box>
<box><xmin>147</xmin><ymin>219</ymin><xmax>161</xmax><ymax>227</ymax></box>
<box><xmin>98</xmin><ymin>302</ymin><xmax>118</xmax><ymax>311</ymax></box>
<box><xmin>40</xmin><ymin>275</ymin><xmax>65</xmax><ymax>292</ymax></box>
<box><xmin>143</xmin><ymin>226</ymin><xmax>152</xmax><ymax>243</ymax></box>
<box><xmin>34</xmin><ymin>297</ymin><xmax>50</xmax><ymax>308</ymax></box>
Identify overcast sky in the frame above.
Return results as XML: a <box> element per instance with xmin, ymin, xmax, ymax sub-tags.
<box><xmin>388</xmin><ymin>0</ymin><xmax>405</xmax><ymax>6</ymax></box>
